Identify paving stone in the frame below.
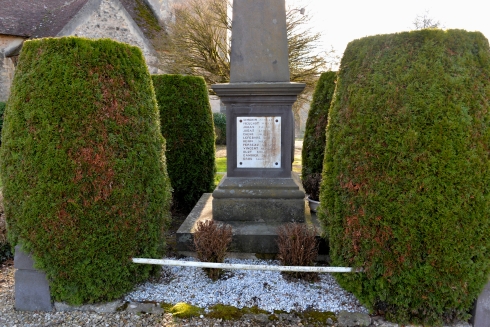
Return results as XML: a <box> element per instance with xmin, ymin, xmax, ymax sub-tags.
<box><xmin>54</xmin><ymin>300</ymin><xmax>124</xmax><ymax>313</ymax></box>
<box><xmin>14</xmin><ymin>269</ymin><xmax>52</xmax><ymax>312</ymax></box>
<box><xmin>337</xmin><ymin>310</ymin><xmax>371</xmax><ymax>327</ymax></box>
<box><xmin>473</xmin><ymin>280</ymin><xmax>490</xmax><ymax>327</ymax></box>
<box><xmin>126</xmin><ymin>302</ymin><xmax>164</xmax><ymax>314</ymax></box>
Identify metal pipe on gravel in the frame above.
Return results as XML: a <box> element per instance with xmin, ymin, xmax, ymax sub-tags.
<box><xmin>132</xmin><ymin>258</ymin><xmax>361</xmax><ymax>273</ymax></box>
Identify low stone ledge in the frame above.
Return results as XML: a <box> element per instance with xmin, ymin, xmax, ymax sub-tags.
<box><xmin>126</xmin><ymin>302</ymin><xmax>164</xmax><ymax>314</ymax></box>
<box><xmin>54</xmin><ymin>300</ymin><xmax>125</xmax><ymax>313</ymax></box>
<box><xmin>337</xmin><ymin>310</ymin><xmax>371</xmax><ymax>327</ymax></box>
<box><xmin>54</xmin><ymin>300</ymin><xmax>164</xmax><ymax>314</ymax></box>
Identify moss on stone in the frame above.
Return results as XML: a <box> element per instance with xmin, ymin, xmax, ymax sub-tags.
<box><xmin>268</xmin><ymin>314</ymin><xmax>279</xmax><ymax>321</ymax></box>
<box><xmin>299</xmin><ymin>310</ymin><xmax>337</xmax><ymax>325</ymax></box>
<box><xmin>160</xmin><ymin>301</ymin><xmax>337</xmax><ymax>324</ymax></box>
<box><xmin>168</xmin><ymin>302</ymin><xmax>203</xmax><ymax>318</ymax></box>
<box><xmin>246</xmin><ymin>306</ymin><xmax>269</xmax><ymax>314</ymax></box>
<box><xmin>134</xmin><ymin>0</ymin><xmax>161</xmax><ymax>36</ymax></box>
<box><xmin>119</xmin><ymin>0</ymin><xmax>162</xmax><ymax>39</ymax></box>
<box><xmin>207</xmin><ymin>304</ymin><xmax>243</xmax><ymax>320</ymax></box>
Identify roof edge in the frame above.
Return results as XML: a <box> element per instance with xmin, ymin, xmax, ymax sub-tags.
<box><xmin>56</xmin><ymin>0</ymin><xmax>103</xmax><ymax>37</ymax></box>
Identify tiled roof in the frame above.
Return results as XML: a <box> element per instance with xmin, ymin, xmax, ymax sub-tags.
<box><xmin>0</xmin><ymin>0</ymin><xmax>89</xmax><ymax>37</ymax></box>
<box><xmin>0</xmin><ymin>0</ymin><xmax>161</xmax><ymax>39</ymax></box>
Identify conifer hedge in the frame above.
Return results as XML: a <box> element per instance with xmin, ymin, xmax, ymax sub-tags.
<box><xmin>152</xmin><ymin>75</ymin><xmax>215</xmax><ymax>211</ymax></box>
<box><xmin>213</xmin><ymin>112</ymin><xmax>227</xmax><ymax>145</ymax></box>
<box><xmin>0</xmin><ymin>101</ymin><xmax>5</xmax><ymax>144</ymax></box>
<box><xmin>301</xmin><ymin>71</ymin><xmax>336</xmax><ymax>192</ymax></box>
<box><xmin>319</xmin><ymin>29</ymin><xmax>490</xmax><ymax>324</ymax></box>
<box><xmin>0</xmin><ymin>37</ymin><xmax>171</xmax><ymax>304</ymax></box>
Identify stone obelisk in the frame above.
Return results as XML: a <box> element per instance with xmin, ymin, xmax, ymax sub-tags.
<box><xmin>177</xmin><ymin>0</ymin><xmax>306</xmax><ymax>255</ymax></box>
<box><xmin>212</xmin><ymin>0</ymin><xmax>305</xmax><ymax>225</ymax></box>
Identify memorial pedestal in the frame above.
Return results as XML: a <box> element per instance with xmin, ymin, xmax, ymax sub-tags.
<box><xmin>211</xmin><ymin>83</ymin><xmax>306</xmax><ymax>225</ymax></box>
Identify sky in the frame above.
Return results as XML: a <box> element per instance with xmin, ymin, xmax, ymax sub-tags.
<box><xmin>287</xmin><ymin>0</ymin><xmax>490</xmax><ymax>69</ymax></box>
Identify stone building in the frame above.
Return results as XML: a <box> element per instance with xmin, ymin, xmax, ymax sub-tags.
<box><xmin>144</xmin><ymin>0</ymin><xmax>186</xmax><ymax>23</ymax></box>
<box><xmin>0</xmin><ymin>0</ymin><xmax>167</xmax><ymax>102</ymax></box>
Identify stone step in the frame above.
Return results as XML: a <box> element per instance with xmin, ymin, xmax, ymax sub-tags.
<box><xmin>176</xmin><ymin>193</ymin><xmax>328</xmax><ymax>256</ymax></box>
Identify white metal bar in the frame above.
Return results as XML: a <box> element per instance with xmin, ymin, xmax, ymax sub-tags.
<box><xmin>132</xmin><ymin>258</ymin><xmax>360</xmax><ymax>273</ymax></box>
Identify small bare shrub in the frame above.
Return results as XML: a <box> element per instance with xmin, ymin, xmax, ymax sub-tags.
<box><xmin>0</xmin><ymin>201</ymin><xmax>6</xmax><ymax>244</ymax></box>
<box><xmin>277</xmin><ymin>223</ymin><xmax>319</xmax><ymax>281</ymax></box>
<box><xmin>0</xmin><ymin>192</ymin><xmax>13</xmax><ymax>263</ymax></box>
<box><xmin>0</xmin><ymin>215</ymin><xmax>6</xmax><ymax>244</ymax></box>
<box><xmin>193</xmin><ymin>220</ymin><xmax>233</xmax><ymax>280</ymax></box>
<box><xmin>1</xmin><ymin>192</ymin><xmax>7</xmax><ymax>244</ymax></box>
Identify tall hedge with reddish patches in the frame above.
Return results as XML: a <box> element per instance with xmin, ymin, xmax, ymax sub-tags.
<box><xmin>319</xmin><ymin>29</ymin><xmax>490</xmax><ymax>324</ymax></box>
<box><xmin>0</xmin><ymin>37</ymin><xmax>171</xmax><ymax>304</ymax></box>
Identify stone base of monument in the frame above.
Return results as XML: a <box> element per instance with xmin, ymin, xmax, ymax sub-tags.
<box><xmin>212</xmin><ymin>173</ymin><xmax>305</xmax><ymax>222</ymax></box>
<box><xmin>14</xmin><ymin>245</ymin><xmax>53</xmax><ymax>312</ymax></box>
<box><xmin>176</xmin><ymin>192</ymin><xmax>328</xmax><ymax>257</ymax></box>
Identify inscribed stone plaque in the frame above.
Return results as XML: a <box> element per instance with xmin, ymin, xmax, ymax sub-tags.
<box><xmin>237</xmin><ymin>117</ymin><xmax>281</xmax><ymax>168</ymax></box>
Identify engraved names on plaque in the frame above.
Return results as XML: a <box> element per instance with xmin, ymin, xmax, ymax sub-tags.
<box><xmin>237</xmin><ymin>117</ymin><xmax>281</xmax><ymax>168</ymax></box>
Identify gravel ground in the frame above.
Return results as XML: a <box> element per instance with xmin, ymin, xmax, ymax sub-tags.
<box><xmin>1</xmin><ymin>258</ymin><xmax>474</xmax><ymax>327</ymax></box>
<box><xmin>0</xmin><ymin>259</ymin><xmax>370</xmax><ymax>327</ymax></box>
<box><xmin>2</xmin><ymin>258</ymin><xmax>306</xmax><ymax>327</ymax></box>
<box><xmin>0</xmin><ymin>257</ymin><xmax>366</xmax><ymax>326</ymax></box>
<box><xmin>126</xmin><ymin>257</ymin><xmax>367</xmax><ymax>314</ymax></box>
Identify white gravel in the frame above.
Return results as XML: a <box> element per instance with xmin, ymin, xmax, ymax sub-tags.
<box><xmin>125</xmin><ymin>257</ymin><xmax>368</xmax><ymax>314</ymax></box>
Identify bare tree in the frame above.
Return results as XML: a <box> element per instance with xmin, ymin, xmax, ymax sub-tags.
<box><xmin>159</xmin><ymin>0</ymin><xmax>231</xmax><ymax>84</ymax></box>
<box><xmin>285</xmin><ymin>4</ymin><xmax>337</xmax><ymax>129</ymax></box>
<box><xmin>413</xmin><ymin>10</ymin><xmax>444</xmax><ymax>30</ymax></box>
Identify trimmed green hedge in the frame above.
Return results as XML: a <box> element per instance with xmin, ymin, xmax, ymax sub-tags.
<box><xmin>152</xmin><ymin>75</ymin><xmax>215</xmax><ymax>211</ymax></box>
<box><xmin>301</xmin><ymin>71</ymin><xmax>336</xmax><ymax>194</ymax></box>
<box><xmin>213</xmin><ymin>112</ymin><xmax>226</xmax><ymax>145</ymax></box>
<box><xmin>0</xmin><ymin>37</ymin><xmax>171</xmax><ymax>304</ymax></box>
<box><xmin>0</xmin><ymin>101</ymin><xmax>5</xmax><ymax>145</ymax></box>
<box><xmin>319</xmin><ymin>29</ymin><xmax>490</xmax><ymax>324</ymax></box>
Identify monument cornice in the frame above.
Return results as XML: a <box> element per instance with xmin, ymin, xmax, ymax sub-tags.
<box><xmin>211</xmin><ymin>82</ymin><xmax>306</xmax><ymax>97</ymax></box>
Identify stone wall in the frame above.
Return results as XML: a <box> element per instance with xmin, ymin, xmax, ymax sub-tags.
<box><xmin>0</xmin><ymin>36</ymin><xmax>24</xmax><ymax>102</ymax></box>
<box><xmin>58</xmin><ymin>0</ymin><xmax>161</xmax><ymax>73</ymax></box>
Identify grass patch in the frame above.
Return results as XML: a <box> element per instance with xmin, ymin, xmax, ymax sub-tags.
<box><xmin>216</xmin><ymin>157</ymin><xmax>227</xmax><ymax>173</ymax></box>
<box><xmin>214</xmin><ymin>174</ymin><xmax>224</xmax><ymax>187</ymax></box>
<box><xmin>214</xmin><ymin>157</ymin><xmax>227</xmax><ymax>187</ymax></box>
<box><xmin>293</xmin><ymin>156</ymin><xmax>302</xmax><ymax>174</ymax></box>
